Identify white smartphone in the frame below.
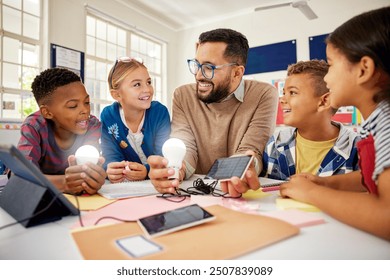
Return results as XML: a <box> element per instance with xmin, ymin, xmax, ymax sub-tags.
<box><xmin>116</xmin><ymin>235</ymin><xmax>163</xmax><ymax>258</ymax></box>
<box><xmin>205</xmin><ymin>155</ymin><xmax>254</xmax><ymax>182</ymax></box>
<box><xmin>137</xmin><ymin>204</ymin><xmax>215</xmax><ymax>238</ymax></box>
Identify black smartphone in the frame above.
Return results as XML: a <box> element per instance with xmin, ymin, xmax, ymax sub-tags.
<box><xmin>137</xmin><ymin>204</ymin><xmax>215</xmax><ymax>238</ymax></box>
<box><xmin>205</xmin><ymin>155</ymin><xmax>254</xmax><ymax>181</ymax></box>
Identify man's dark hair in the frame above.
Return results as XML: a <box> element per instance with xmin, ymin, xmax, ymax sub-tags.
<box><xmin>198</xmin><ymin>28</ymin><xmax>249</xmax><ymax>66</ymax></box>
<box><xmin>31</xmin><ymin>67</ymin><xmax>81</xmax><ymax>105</ymax></box>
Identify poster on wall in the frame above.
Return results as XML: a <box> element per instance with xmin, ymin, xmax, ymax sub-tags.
<box><xmin>50</xmin><ymin>44</ymin><xmax>85</xmax><ymax>82</ymax></box>
<box><xmin>309</xmin><ymin>33</ymin><xmax>329</xmax><ymax>61</ymax></box>
<box><xmin>245</xmin><ymin>40</ymin><xmax>297</xmax><ymax>75</ymax></box>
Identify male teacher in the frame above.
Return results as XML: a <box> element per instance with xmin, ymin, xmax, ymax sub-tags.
<box><xmin>148</xmin><ymin>28</ymin><xmax>278</xmax><ymax>196</ymax></box>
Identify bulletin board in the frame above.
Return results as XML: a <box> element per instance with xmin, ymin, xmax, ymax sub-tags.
<box><xmin>309</xmin><ymin>33</ymin><xmax>329</xmax><ymax>61</ymax></box>
<box><xmin>50</xmin><ymin>43</ymin><xmax>85</xmax><ymax>82</ymax></box>
<box><xmin>245</xmin><ymin>40</ymin><xmax>297</xmax><ymax>75</ymax></box>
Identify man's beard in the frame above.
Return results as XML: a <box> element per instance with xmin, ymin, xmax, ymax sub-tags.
<box><xmin>196</xmin><ymin>76</ymin><xmax>231</xmax><ymax>104</ymax></box>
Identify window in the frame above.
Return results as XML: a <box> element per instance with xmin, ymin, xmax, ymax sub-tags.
<box><xmin>0</xmin><ymin>0</ymin><xmax>42</xmax><ymax>121</ymax></box>
<box><xmin>131</xmin><ymin>34</ymin><xmax>163</xmax><ymax>101</ymax></box>
<box><xmin>85</xmin><ymin>13</ymin><xmax>165</xmax><ymax>118</ymax></box>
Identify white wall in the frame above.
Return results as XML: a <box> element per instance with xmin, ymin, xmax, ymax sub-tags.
<box><xmin>174</xmin><ymin>0</ymin><xmax>390</xmax><ymax>87</ymax></box>
<box><xmin>0</xmin><ymin>129</ymin><xmax>20</xmax><ymax>146</ymax></box>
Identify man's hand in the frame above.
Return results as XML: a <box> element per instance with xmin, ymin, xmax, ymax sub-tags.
<box><xmin>147</xmin><ymin>155</ymin><xmax>185</xmax><ymax>194</ymax></box>
<box><xmin>220</xmin><ymin>151</ymin><xmax>260</xmax><ymax>196</ymax></box>
<box><xmin>220</xmin><ymin>164</ymin><xmax>260</xmax><ymax>197</ymax></box>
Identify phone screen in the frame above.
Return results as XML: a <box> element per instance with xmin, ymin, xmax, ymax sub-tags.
<box><xmin>138</xmin><ymin>204</ymin><xmax>215</xmax><ymax>238</ymax></box>
<box><xmin>205</xmin><ymin>155</ymin><xmax>253</xmax><ymax>181</ymax></box>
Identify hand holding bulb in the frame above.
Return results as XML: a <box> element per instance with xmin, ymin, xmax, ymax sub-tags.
<box><xmin>162</xmin><ymin>138</ymin><xmax>186</xmax><ymax>180</ymax></box>
<box><xmin>65</xmin><ymin>145</ymin><xmax>106</xmax><ymax>195</ymax></box>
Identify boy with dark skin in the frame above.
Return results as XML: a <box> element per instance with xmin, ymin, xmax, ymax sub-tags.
<box><xmin>18</xmin><ymin>68</ymin><xmax>106</xmax><ymax>195</ymax></box>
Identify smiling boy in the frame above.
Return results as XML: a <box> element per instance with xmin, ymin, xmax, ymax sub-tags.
<box><xmin>17</xmin><ymin>68</ymin><xmax>106</xmax><ymax>195</ymax></box>
<box><xmin>262</xmin><ymin>60</ymin><xmax>360</xmax><ymax>180</ymax></box>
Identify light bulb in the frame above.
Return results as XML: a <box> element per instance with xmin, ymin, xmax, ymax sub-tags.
<box><xmin>75</xmin><ymin>145</ymin><xmax>100</xmax><ymax>165</ymax></box>
<box><xmin>162</xmin><ymin>138</ymin><xmax>186</xmax><ymax>180</ymax></box>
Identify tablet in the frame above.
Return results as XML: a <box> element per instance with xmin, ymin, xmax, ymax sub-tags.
<box><xmin>205</xmin><ymin>155</ymin><xmax>253</xmax><ymax>181</ymax></box>
<box><xmin>138</xmin><ymin>204</ymin><xmax>215</xmax><ymax>238</ymax></box>
<box><xmin>0</xmin><ymin>145</ymin><xmax>79</xmax><ymax>227</ymax></box>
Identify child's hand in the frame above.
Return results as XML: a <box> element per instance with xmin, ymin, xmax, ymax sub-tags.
<box><xmin>68</xmin><ymin>155</ymin><xmax>78</xmax><ymax>167</ymax></box>
<box><xmin>65</xmin><ymin>156</ymin><xmax>106</xmax><ymax>195</ymax></box>
<box><xmin>293</xmin><ymin>172</ymin><xmax>325</xmax><ymax>185</ymax></box>
<box><xmin>64</xmin><ymin>163</ymin><xmax>86</xmax><ymax>195</ymax></box>
<box><xmin>123</xmin><ymin>162</ymin><xmax>147</xmax><ymax>181</ymax></box>
<box><xmin>107</xmin><ymin>161</ymin><xmax>128</xmax><ymax>183</ymax></box>
<box><xmin>279</xmin><ymin>175</ymin><xmax>317</xmax><ymax>203</ymax></box>
<box><xmin>79</xmin><ymin>157</ymin><xmax>106</xmax><ymax>194</ymax></box>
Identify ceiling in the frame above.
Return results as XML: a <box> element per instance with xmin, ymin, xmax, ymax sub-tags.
<box><xmin>120</xmin><ymin>0</ymin><xmax>306</xmax><ymax>31</ymax></box>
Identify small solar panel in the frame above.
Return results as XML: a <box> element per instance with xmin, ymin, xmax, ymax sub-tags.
<box><xmin>205</xmin><ymin>155</ymin><xmax>253</xmax><ymax>181</ymax></box>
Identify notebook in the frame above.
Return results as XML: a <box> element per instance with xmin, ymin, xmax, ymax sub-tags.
<box><xmin>259</xmin><ymin>177</ymin><xmax>287</xmax><ymax>191</ymax></box>
<box><xmin>98</xmin><ymin>177</ymin><xmax>286</xmax><ymax>199</ymax></box>
<box><xmin>98</xmin><ymin>180</ymin><xmax>159</xmax><ymax>199</ymax></box>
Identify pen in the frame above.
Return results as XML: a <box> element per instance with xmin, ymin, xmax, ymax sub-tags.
<box><xmin>261</xmin><ymin>186</ymin><xmax>281</xmax><ymax>192</ymax></box>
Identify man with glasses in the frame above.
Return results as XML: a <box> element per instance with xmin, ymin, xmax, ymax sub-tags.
<box><xmin>148</xmin><ymin>28</ymin><xmax>278</xmax><ymax>196</ymax></box>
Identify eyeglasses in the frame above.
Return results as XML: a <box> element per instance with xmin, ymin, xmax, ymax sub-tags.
<box><xmin>110</xmin><ymin>56</ymin><xmax>143</xmax><ymax>89</ymax></box>
<box><xmin>187</xmin><ymin>59</ymin><xmax>238</xmax><ymax>80</ymax></box>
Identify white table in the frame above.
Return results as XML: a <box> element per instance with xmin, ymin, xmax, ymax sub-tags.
<box><xmin>1</xmin><ymin>189</ymin><xmax>389</xmax><ymax>260</ymax></box>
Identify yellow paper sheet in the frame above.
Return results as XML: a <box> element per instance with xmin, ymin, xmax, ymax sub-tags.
<box><xmin>64</xmin><ymin>194</ymin><xmax>115</xmax><ymax>211</ymax></box>
<box><xmin>276</xmin><ymin>198</ymin><xmax>320</xmax><ymax>212</ymax></box>
<box><xmin>242</xmin><ymin>188</ymin><xmax>272</xmax><ymax>200</ymax></box>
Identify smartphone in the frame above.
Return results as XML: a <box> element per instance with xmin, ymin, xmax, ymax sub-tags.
<box><xmin>205</xmin><ymin>155</ymin><xmax>254</xmax><ymax>181</ymax></box>
<box><xmin>116</xmin><ymin>235</ymin><xmax>163</xmax><ymax>258</ymax></box>
<box><xmin>137</xmin><ymin>204</ymin><xmax>215</xmax><ymax>238</ymax></box>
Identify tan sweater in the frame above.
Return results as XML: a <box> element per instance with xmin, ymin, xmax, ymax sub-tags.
<box><xmin>171</xmin><ymin>79</ymin><xmax>278</xmax><ymax>176</ymax></box>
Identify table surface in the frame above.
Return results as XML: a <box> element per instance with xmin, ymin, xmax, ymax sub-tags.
<box><xmin>1</xmin><ymin>186</ymin><xmax>390</xmax><ymax>260</ymax></box>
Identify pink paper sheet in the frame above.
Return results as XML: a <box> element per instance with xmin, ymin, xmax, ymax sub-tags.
<box><xmin>261</xmin><ymin>209</ymin><xmax>325</xmax><ymax>227</ymax></box>
<box><xmin>72</xmin><ymin>195</ymin><xmax>193</xmax><ymax>228</ymax></box>
<box><xmin>71</xmin><ymin>194</ymin><xmax>261</xmax><ymax>229</ymax></box>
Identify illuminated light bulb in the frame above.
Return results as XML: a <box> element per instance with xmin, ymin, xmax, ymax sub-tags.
<box><xmin>75</xmin><ymin>145</ymin><xmax>100</xmax><ymax>165</ymax></box>
<box><xmin>162</xmin><ymin>138</ymin><xmax>186</xmax><ymax>180</ymax></box>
